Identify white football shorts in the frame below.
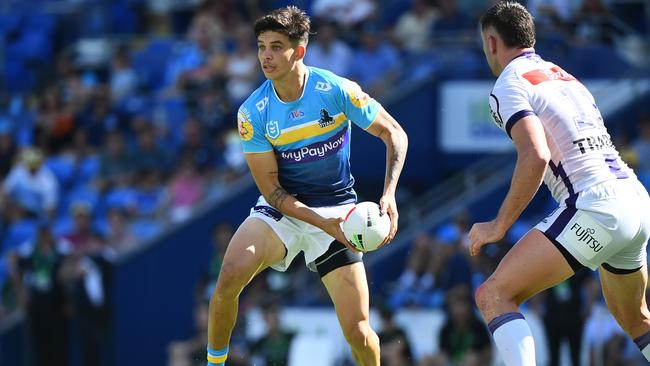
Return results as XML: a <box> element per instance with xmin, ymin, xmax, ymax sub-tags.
<box><xmin>248</xmin><ymin>196</ymin><xmax>356</xmax><ymax>272</ymax></box>
<box><xmin>536</xmin><ymin>178</ymin><xmax>650</xmax><ymax>272</ymax></box>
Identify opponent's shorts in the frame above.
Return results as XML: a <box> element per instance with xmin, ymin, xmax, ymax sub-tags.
<box><xmin>535</xmin><ymin>178</ymin><xmax>650</xmax><ymax>273</ymax></box>
<box><xmin>248</xmin><ymin>196</ymin><xmax>362</xmax><ymax>275</ymax></box>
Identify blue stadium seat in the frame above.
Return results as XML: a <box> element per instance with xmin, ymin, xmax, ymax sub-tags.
<box><xmin>63</xmin><ymin>184</ymin><xmax>100</xmax><ymax>216</ymax></box>
<box><xmin>76</xmin><ymin>155</ymin><xmax>101</xmax><ymax>185</ymax></box>
<box><xmin>132</xmin><ymin>38</ymin><xmax>178</xmax><ymax>91</ymax></box>
<box><xmin>129</xmin><ymin>218</ymin><xmax>163</xmax><ymax>240</ymax></box>
<box><xmin>1</xmin><ymin>219</ymin><xmax>39</xmax><ymax>255</ymax></box>
<box><xmin>105</xmin><ymin>187</ymin><xmax>138</xmax><ymax>210</ymax></box>
<box><xmin>45</xmin><ymin>155</ymin><xmax>77</xmax><ymax>189</ymax></box>
<box><xmin>52</xmin><ymin>215</ymin><xmax>74</xmax><ymax>238</ymax></box>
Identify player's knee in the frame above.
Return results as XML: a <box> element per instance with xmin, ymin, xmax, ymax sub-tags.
<box><xmin>474</xmin><ymin>280</ymin><xmax>498</xmax><ymax>313</ymax></box>
<box><xmin>215</xmin><ymin>262</ymin><xmax>248</xmax><ymax>296</ymax></box>
<box><xmin>342</xmin><ymin>321</ymin><xmax>375</xmax><ymax>350</ymax></box>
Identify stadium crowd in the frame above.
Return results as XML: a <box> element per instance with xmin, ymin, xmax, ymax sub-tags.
<box><xmin>0</xmin><ymin>0</ymin><xmax>648</xmax><ymax>365</ymax></box>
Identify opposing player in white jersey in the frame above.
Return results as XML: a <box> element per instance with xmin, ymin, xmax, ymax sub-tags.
<box><xmin>470</xmin><ymin>2</ymin><xmax>650</xmax><ymax>365</ymax></box>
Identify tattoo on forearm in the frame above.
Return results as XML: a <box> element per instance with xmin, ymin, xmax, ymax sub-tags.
<box><xmin>268</xmin><ymin>187</ymin><xmax>290</xmax><ymax>210</ymax></box>
<box><xmin>387</xmin><ymin>144</ymin><xmax>406</xmax><ymax>184</ymax></box>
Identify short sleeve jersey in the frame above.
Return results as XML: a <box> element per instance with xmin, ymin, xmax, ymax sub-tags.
<box><xmin>488</xmin><ymin>52</ymin><xmax>635</xmax><ymax>204</ymax></box>
<box><xmin>237</xmin><ymin>67</ymin><xmax>380</xmax><ymax>207</ymax></box>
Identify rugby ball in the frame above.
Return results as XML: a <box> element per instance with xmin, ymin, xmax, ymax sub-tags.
<box><xmin>342</xmin><ymin>201</ymin><xmax>391</xmax><ymax>252</ymax></box>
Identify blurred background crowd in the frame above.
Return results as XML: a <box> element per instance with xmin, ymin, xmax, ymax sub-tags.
<box><xmin>0</xmin><ymin>0</ymin><xmax>648</xmax><ymax>365</ymax></box>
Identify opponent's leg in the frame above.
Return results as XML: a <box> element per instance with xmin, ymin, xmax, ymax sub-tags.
<box><xmin>207</xmin><ymin>218</ymin><xmax>286</xmax><ymax>364</ymax></box>
<box><xmin>474</xmin><ymin>229</ymin><xmax>575</xmax><ymax>366</ymax></box>
<box><xmin>599</xmin><ymin>265</ymin><xmax>650</xmax><ymax>360</ymax></box>
<box><xmin>322</xmin><ymin>262</ymin><xmax>380</xmax><ymax>366</ymax></box>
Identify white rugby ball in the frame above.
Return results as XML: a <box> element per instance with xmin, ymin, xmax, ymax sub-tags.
<box><xmin>342</xmin><ymin>201</ymin><xmax>391</xmax><ymax>252</ymax></box>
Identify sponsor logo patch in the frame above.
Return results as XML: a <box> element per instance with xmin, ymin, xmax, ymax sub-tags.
<box><xmin>253</xmin><ymin>205</ymin><xmax>283</xmax><ymax>221</ymax></box>
<box><xmin>345</xmin><ymin>81</ymin><xmax>370</xmax><ymax>108</ymax></box>
<box><xmin>278</xmin><ymin>128</ymin><xmax>348</xmax><ymax>163</ymax></box>
<box><xmin>489</xmin><ymin>93</ymin><xmax>504</xmax><ymax>128</ymax></box>
<box><xmin>237</xmin><ymin>107</ymin><xmax>254</xmax><ymax>141</ymax></box>
<box><xmin>256</xmin><ymin>97</ymin><xmax>269</xmax><ymax>112</ymax></box>
<box><xmin>562</xmin><ymin>213</ymin><xmax>612</xmax><ymax>260</ymax></box>
<box><xmin>315</xmin><ymin>81</ymin><xmax>332</xmax><ymax>92</ymax></box>
<box><xmin>318</xmin><ymin>109</ymin><xmax>335</xmax><ymax>128</ymax></box>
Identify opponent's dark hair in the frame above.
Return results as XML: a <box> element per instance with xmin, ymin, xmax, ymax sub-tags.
<box><xmin>254</xmin><ymin>6</ymin><xmax>310</xmax><ymax>45</ymax></box>
<box><xmin>480</xmin><ymin>1</ymin><xmax>535</xmax><ymax>48</ymax></box>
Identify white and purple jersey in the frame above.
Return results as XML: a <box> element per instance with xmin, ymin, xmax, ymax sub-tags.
<box><xmin>488</xmin><ymin>52</ymin><xmax>636</xmax><ymax>204</ymax></box>
<box><xmin>237</xmin><ymin>67</ymin><xmax>380</xmax><ymax>207</ymax></box>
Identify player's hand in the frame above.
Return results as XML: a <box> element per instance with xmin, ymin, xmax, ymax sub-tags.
<box><xmin>379</xmin><ymin>194</ymin><xmax>399</xmax><ymax>246</ymax></box>
<box><xmin>320</xmin><ymin>217</ymin><xmax>361</xmax><ymax>253</ymax></box>
<box><xmin>468</xmin><ymin>220</ymin><xmax>506</xmax><ymax>256</ymax></box>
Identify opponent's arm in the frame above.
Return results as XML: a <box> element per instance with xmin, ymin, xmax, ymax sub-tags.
<box><xmin>245</xmin><ymin>151</ymin><xmax>352</xmax><ymax>247</ymax></box>
<box><xmin>365</xmin><ymin>107</ymin><xmax>408</xmax><ymax>242</ymax></box>
<box><xmin>469</xmin><ymin>115</ymin><xmax>550</xmax><ymax>255</ymax></box>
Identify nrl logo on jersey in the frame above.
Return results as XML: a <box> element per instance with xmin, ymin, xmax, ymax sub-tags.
<box><xmin>318</xmin><ymin>109</ymin><xmax>335</xmax><ymax>128</ymax></box>
<box><xmin>266</xmin><ymin>120</ymin><xmax>280</xmax><ymax>139</ymax></box>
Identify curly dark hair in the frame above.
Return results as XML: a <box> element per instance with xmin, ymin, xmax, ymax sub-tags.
<box><xmin>480</xmin><ymin>1</ymin><xmax>535</xmax><ymax>49</ymax></box>
<box><xmin>254</xmin><ymin>6</ymin><xmax>310</xmax><ymax>45</ymax></box>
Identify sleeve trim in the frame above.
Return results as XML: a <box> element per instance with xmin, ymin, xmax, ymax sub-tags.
<box><xmin>506</xmin><ymin>110</ymin><xmax>536</xmax><ymax>138</ymax></box>
<box><xmin>362</xmin><ymin>105</ymin><xmax>382</xmax><ymax>131</ymax></box>
<box><xmin>243</xmin><ymin>149</ymin><xmax>274</xmax><ymax>154</ymax></box>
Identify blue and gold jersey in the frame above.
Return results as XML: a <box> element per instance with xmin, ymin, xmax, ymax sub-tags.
<box><xmin>237</xmin><ymin>67</ymin><xmax>380</xmax><ymax>207</ymax></box>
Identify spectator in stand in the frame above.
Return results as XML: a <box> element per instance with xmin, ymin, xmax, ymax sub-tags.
<box><xmin>430</xmin><ymin>0</ymin><xmax>474</xmax><ymax>45</ymax></box>
<box><xmin>392</xmin><ymin>0</ymin><xmax>438</xmax><ymax>54</ymax></box>
<box><xmin>250</xmin><ymin>303</ymin><xmax>295</xmax><ymax>366</ymax></box>
<box><xmin>2</xmin><ymin>148</ymin><xmax>59</xmax><ymax>219</ymax></box>
<box><xmin>97</xmin><ymin>132</ymin><xmax>134</xmax><ymax>191</ymax></box>
<box><xmin>572</xmin><ymin>0</ymin><xmax>619</xmax><ymax>45</ymax></box>
<box><xmin>631</xmin><ymin>114</ymin><xmax>650</xmax><ymax>188</ymax></box>
<box><xmin>527</xmin><ymin>0</ymin><xmax>578</xmax><ymax>31</ymax></box>
<box><xmin>542</xmin><ymin>270</ymin><xmax>595</xmax><ymax>366</ymax></box>
<box><xmin>130</xmin><ymin>123</ymin><xmax>171</xmax><ymax>175</ymax></box>
<box><xmin>164</xmin><ymin>12</ymin><xmax>227</xmax><ymax>95</ymax></box>
<box><xmin>63</xmin><ymin>201</ymin><xmax>104</xmax><ymax>255</ymax></box>
<box><xmin>165</xmin><ymin>154</ymin><xmax>206</xmax><ymax>222</ymax></box>
<box><xmin>78</xmin><ymin>84</ymin><xmax>124</xmax><ymax>148</ymax></box>
<box><xmin>110</xmin><ymin>45</ymin><xmax>138</xmax><ymax>102</ymax></box>
<box><xmin>178</xmin><ymin>117</ymin><xmax>214</xmax><ymax>172</ymax></box>
<box><xmin>225</xmin><ymin>31</ymin><xmax>260</xmax><ymax>105</ymax></box>
<box><xmin>34</xmin><ymin>85</ymin><xmax>76</xmax><ymax>153</ymax></box>
<box><xmin>0</xmin><ymin>118</ymin><xmax>17</xmax><ymax>179</ymax></box>
<box><xmin>391</xmin><ymin>213</ymin><xmax>473</xmax><ymax>307</ymax></box>
<box><xmin>105</xmin><ymin>208</ymin><xmax>137</xmax><ymax>254</ymax></box>
<box><xmin>168</xmin><ymin>301</ymin><xmax>210</xmax><ymax>366</ymax></box>
<box><xmin>378</xmin><ymin>306</ymin><xmax>414</xmax><ymax>366</ymax></box>
<box><xmin>311</xmin><ymin>0</ymin><xmax>377</xmax><ymax>31</ymax></box>
<box><xmin>9</xmin><ymin>222</ymin><xmax>69</xmax><ymax>366</ymax></box>
<box><xmin>305</xmin><ymin>21</ymin><xmax>353</xmax><ymax>77</ymax></box>
<box><xmin>422</xmin><ymin>285</ymin><xmax>492</xmax><ymax>366</ymax></box>
<box><xmin>349</xmin><ymin>26</ymin><xmax>401</xmax><ymax>98</ymax></box>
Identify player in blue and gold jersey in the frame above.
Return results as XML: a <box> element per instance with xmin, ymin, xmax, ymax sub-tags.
<box><xmin>206</xmin><ymin>6</ymin><xmax>408</xmax><ymax>366</ymax></box>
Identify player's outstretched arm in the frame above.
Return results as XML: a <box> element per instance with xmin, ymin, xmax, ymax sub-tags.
<box><xmin>469</xmin><ymin>115</ymin><xmax>550</xmax><ymax>256</ymax></box>
<box><xmin>244</xmin><ymin>151</ymin><xmax>353</xmax><ymax>248</ymax></box>
<box><xmin>365</xmin><ymin>108</ymin><xmax>408</xmax><ymax>243</ymax></box>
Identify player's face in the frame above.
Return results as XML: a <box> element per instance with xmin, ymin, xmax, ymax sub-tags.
<box><xmin>257</xmin><ymin>31</ymin><xmax>302</xmax><ymax>81</ymax></box>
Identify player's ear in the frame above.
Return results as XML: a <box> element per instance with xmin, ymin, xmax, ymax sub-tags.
<box><xmin>294</xmin><ymin>44</ymin><xmax>306</xmax><ymax>61</ymax></box>
<box><xmin>488</xmin><ymin>34</ymin><xmax>498</xmax><ymax>55</ymax></box>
